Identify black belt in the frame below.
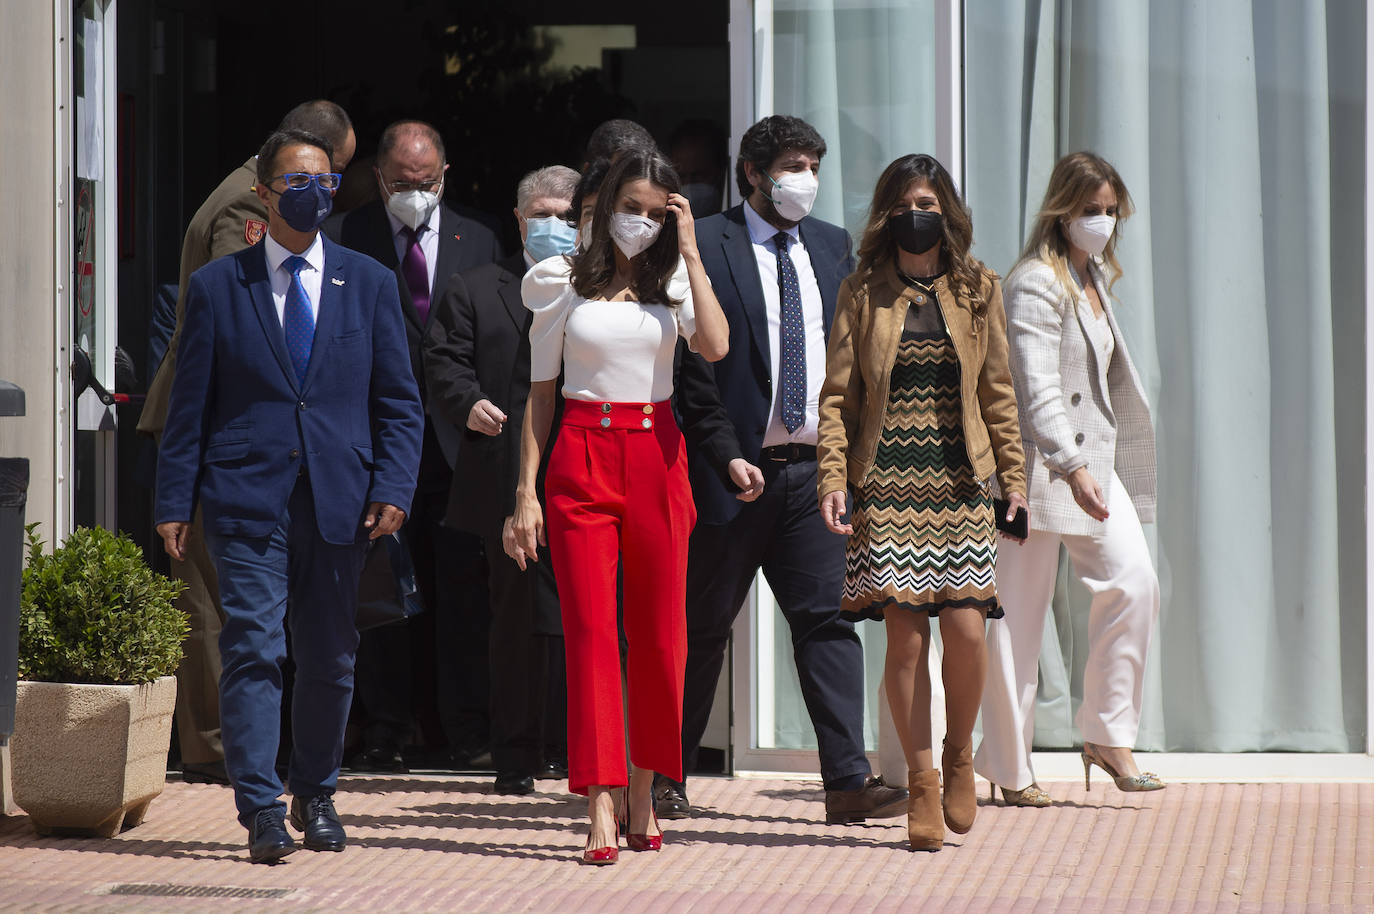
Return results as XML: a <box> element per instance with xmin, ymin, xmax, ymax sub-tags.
<box><xmin>760</xmin><ymin>443</ymin><xmax>817</xmax><ymax>463</ymax></box>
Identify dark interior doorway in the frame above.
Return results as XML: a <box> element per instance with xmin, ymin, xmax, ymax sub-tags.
<box><xmin>115</xmin><ymin>0</ymin><xmax>732</xmax><ymax>559</ymax></box>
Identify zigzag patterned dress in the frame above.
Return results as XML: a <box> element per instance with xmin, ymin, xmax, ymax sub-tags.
<box><xmin>842</xmin><ymin>297</ymin><xmax>1003</xmax><ymax>620</ymax></box>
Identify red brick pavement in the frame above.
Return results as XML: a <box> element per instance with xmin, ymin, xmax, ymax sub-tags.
<box><xmin>0</xmin><ymin>774</ymin><xmax>1370</xmax><ymax>912</ymax></box>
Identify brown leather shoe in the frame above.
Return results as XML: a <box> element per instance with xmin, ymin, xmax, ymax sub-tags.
<box><xmin>907</xmin><ymin>769</ymin><xmax>943</xmax><ymax>851</ymax></box>
<box><xmin>942</xmin><ymin>740</ymin><xmax>976</xmax><ymax>834</ymax></box>
<box><xmin>824</xmin><ymin>776</ymin><xmax>908</xmax><ymax>825</ymax></box>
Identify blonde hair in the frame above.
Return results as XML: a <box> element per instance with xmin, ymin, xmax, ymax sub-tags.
<box><xmin>1017</xmin><ymin>152</ymin><xmax>1134</xmax><ymax>294</ymax></box>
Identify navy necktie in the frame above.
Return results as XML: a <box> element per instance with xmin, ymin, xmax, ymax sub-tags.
<box><xmin>283</xmin><ymin>254</ymin><xmax>314</xmax><ymax>385</ymax></box>
<box><xmin>773</xmin><ymin>232</ymin><xmax>806</xmax><ymax>433</ymax></box>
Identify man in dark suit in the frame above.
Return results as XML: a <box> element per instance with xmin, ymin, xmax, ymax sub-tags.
<box><xmin>325</xmin><ymin>120</ymin><xmax>503</xmax><ymax>770</ymax></box>
<box><xmin>424</xmin><ymin>165</ymin><xmax>579</xmax><ymax>795</ymax></box>
<box><xmin>141</xmin><ymin>101</ymin><xmax>355</xmax><ymax>786</ymax></box>
<box><xmin>156</xmin><ymin>128</ymin><xmax>423</xmax><ymax>862</ymax></box>
<box><xmin>657</xmin><ymin>116</ymin><xmax>906</xmax><ymax>825</ymax></box>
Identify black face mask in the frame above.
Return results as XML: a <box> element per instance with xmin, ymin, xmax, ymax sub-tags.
<box><xmin>889</xmin><ymin>210</ymin><xmax>944</xmax><ymax>255</ymax></box>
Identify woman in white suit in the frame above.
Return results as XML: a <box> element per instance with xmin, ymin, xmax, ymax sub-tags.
<box><xmin>975</xmin><ymin>152</ymin><xmax>1163</xmax><ymax>805</ymax></box>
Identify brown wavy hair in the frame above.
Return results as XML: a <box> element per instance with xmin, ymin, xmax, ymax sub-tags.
<box><xmin>570</xmin><ymin>150</ymin><xmax>682</xmax><ymax>306</ymax></box>
<box><xmin>855</xmin><ymin>154</ymin><xmax>992</xmax><ymax>308</ymax></box>
<box><xmin>1017</xmin><ymin>151</ymin><xmax>1134</xmax><ymax>294</ymax></box>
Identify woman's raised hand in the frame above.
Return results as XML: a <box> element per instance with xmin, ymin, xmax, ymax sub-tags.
<box><xmin>667</xmin><ymin>192</ymin><xmax>698</xmax><ymax>258</ymax></box>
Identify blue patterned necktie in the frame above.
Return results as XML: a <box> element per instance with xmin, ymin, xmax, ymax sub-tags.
<box><xmin>283</xmin><ymin>254</ymin><xmax>315</xmax><ymax>385</ymax></box>
<box><xmin>773</xmin><ymin>232</ymin><xmax>806</xmax><ymax>433</ymax></box>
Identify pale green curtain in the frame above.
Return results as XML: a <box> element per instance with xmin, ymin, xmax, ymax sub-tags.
<box><xmin>759</xmin><ymin>0</ymin><xmax>939</xmax><ymax>751</ymax></box>
<box><xmin>757</xmin><ymin>0</ymin><xmax>1365</xmax><ymax>755</ymax></box>
<box><xmin>965</xmin><ymin>0</ymin><xmax>1367</xmax><ymax>751</ymax></box>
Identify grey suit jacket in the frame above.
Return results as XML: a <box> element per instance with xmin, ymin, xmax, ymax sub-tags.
<box><xmin>1003</xmin><ymin>256</ymin><xmax>1156</xmax><ymax>535</ymax></box>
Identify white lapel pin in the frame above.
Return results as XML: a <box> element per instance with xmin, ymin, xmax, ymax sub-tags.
<box><xmin>331</xmin><ymin>277</ymin><xmax>345</xmax><ymax>286</ymax></box>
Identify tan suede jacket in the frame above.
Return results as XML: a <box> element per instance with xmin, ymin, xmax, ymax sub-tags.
<box><xmin>817</xmin><ymin>260</ymin><xmax>1027</xmax><ymax>502</ymax></box>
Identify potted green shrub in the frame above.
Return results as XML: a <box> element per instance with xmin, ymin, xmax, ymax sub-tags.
<box><xmin>10</xmin><ymin>525</ymin><xmax>188</xmax><ymax>837</ymax></box>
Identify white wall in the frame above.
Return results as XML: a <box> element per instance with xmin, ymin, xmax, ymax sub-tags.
<box><xmin>0</xmin><ymin>4</ymin><xmax>64</xmax><ymax>544</ymax></box>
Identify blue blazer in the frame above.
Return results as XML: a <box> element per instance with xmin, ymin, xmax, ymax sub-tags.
<box><xmin>690</xmin><ymin>203</ymin><xmax>855</xmax><ymax>525</ymax></box>
<box><xmin>156</xmin><ymin>235</ymin><xmax>424</xmax><ymax>546</ymax></box>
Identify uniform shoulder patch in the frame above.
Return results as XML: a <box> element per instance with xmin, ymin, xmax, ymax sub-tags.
<box><xmin>245</xmin><ymin>219</ymin><xmax>267</xmax><ymax>245</ymax></box>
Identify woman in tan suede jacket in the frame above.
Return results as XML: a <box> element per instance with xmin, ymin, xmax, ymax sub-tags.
<box><xmin>817</xmin><ymin>154</ymin><xmax>1025</xmax><ymax>852</ymax></box>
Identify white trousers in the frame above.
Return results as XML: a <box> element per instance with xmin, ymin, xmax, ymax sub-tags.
<box><xmin>974</xmin><ymin>472</ymin><xmax>1159</xmax><ymax>791</ymax></box>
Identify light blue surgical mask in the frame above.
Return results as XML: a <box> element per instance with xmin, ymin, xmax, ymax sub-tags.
<box><xmin>524</xmin><ymin>216</ymin><xmax>579</xmax><ymax>262</ymax></box>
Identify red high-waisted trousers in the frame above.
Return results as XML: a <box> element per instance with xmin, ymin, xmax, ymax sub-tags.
<box><xmin>545</xmin><ymin>398</ymin><xmax>696</xmax><ymax>795</ymax></box>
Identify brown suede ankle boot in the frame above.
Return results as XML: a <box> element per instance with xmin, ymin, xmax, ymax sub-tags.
<box><xmin>942</xmin><ymin>740</ymin><xmax>976</xmax><ymax>834</ymax></box>
<box><xmin>906</xmin><ymin>769</ymin><xmax>943</xmax><ymax>852</ymax></box>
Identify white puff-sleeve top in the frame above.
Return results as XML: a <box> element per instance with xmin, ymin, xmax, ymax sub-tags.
<box><xmin>523</xmin><ymin>255</ymin><xmax>697</xmax><ymax>403</ymax></box>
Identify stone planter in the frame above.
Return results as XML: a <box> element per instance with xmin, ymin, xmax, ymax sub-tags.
<box><xmin>10</xmin><ymin>676</ymin><xmax>177</xmax><ymax>837</ymax></box>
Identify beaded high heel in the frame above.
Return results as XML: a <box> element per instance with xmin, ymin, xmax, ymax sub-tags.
<box><xmin>1081</xmin><ymin>741</ymin><xmax>1165</xmax><ymax>792</ymax></box>
<box><xmin>989</xmin><ymin>781</ymin><xmax>1052</xmax><ymax>807</ymax></box>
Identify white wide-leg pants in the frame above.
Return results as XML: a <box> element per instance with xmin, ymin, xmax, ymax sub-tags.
<box><xmin>974</xmin><ymin>472</ymin><xmax>1160</xmax><ymax>791</ymax></box>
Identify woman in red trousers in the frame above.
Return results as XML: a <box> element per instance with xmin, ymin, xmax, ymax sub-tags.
<box><xmin>507</xmin><ymin>150</ymin><xmax>729</xmax><ymax>864</ymax></box>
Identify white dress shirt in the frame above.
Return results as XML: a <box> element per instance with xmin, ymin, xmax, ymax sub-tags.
<box><xmin>742</xmin><ymin>201</ymin><xmax>826</xmax><ymax>447</ymax></box>
<box><xmin>264</xmin><ymin>231</ymin><xmax>324</xmax><ymax>328</ymax></box>
<box><xmin>386</xmin><ymin>203</ymin><xmax>442</xmax><ymax>294</ymax></box>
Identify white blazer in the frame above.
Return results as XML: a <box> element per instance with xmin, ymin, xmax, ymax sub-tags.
<box><xmin>1003</xmin><ymin>256</ymin><xmax>1156</xmax><ymax>535</ymax></box>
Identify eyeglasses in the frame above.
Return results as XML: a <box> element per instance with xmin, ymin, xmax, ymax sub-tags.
<box><xmin>382</xmin><ymin>179</ymin><xmax>443</xmax><ymax>194</ymax></box>
<box><xmin>273</xmin><ymin>172</ymin><xmax>343</xmax><ymax>191</ymax></box>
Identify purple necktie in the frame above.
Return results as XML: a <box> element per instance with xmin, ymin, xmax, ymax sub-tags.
<box><xmin>401</xmin><ymin>226</ymin><xmax>430</xmax><ymax>324</ymax></box>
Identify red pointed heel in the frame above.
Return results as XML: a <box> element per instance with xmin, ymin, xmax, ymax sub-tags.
<box><xmin>581</xmin><ymin>824</ymin><xmax>619</xmax><ymax>865</ymax></box>
<box><xmin>625</xmin><ymin>802</ymin><xmax>663</xmax><ymax>852</ymax></box>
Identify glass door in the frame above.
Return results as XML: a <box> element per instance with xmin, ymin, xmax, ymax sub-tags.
<box><xmin>727</xmin><ymin>0</ymin><xmax>956</xmax><ymax>774</ymax></box>
<box><xmin>71</xmin><ymin>0</ymin><xmax>118</xmax><ymax>530</ymax></box>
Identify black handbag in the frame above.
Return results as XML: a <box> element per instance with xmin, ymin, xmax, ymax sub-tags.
<box><xmin>354</xmin><ymin>532</ymin><xmax>425</xmax><ymax>631</ymax></box>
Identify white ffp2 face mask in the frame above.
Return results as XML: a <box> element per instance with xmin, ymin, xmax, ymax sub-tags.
<box><xmin>1066</xmin><ymin>214</ymin><xmax>1116</xmax><ymax>256</ymax></box>
<box><xmin>610</xmin><ymin>212</ymin><xmax>662</xmax><ymax>259</ymax></box>
<box><xmin>387</xmin><ymin>186</ymin><xmax>442</xmax><ymax>231</ymax></box>
<box><xmin>765</xmin><ymin>170</ymin><xmax>819</xmax><ymax>222</ymax></box>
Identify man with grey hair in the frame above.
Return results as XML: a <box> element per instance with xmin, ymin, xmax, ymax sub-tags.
<box><xmin>326</xmin><ymin>119</ymin><xmax>503</xmax><ymax>773</ymax></box>
<box><xmin>424</xmin><ymin>164</ymin><xmax>579</xmax><ymax>794</ymax></box>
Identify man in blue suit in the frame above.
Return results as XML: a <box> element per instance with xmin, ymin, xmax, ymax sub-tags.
<box><xmin>657</xmin><ymin>116</ymin><xmax>906</xmax><ymax>825</ymax></box>
<box><xmin>156</xmin><ymin>128</ymin><xmax>423</xmax><ymax>863</ymax></box>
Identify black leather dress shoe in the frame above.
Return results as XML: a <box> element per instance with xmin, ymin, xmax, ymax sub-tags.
<box><xmin>289</xmin><ymin>795</ymin><xmax>347</xmax><ymax>851</ymax></box>
<box><xmin>181</xmin><ymin>760</ymin><xmax>230</xmax><ymax>786</ymax></box>
<box><xmin>653</xmin><ymin>779</ymin><xmax>691</xmax><ymax>820</ymax></box>
<box><xmin>493</xmin><ymin>772</ymin><xmax>536</xmax><ymax>795</ymax></box>
<box><xmin>448</xmin><ymin>745</ymin><xmax>494</xmax><ymax>771</ymax></box>
<box><xmin>536</xmin><ymin>756</ymin><xmax>568</xmax><ymax>780</ymax></box>
<box><xmin>351</xmin><ymin>745</ymin><xmax>408</xmax><ymax>774</ymax></box>
<box><xmin>824</xmin><ymin>776</ymin><xmax>909</xmax><ymax>824</ymax></box>
<box><xmin>248</xmin><ymin>807</ymin><xmax>296</xmax><ymax>864</ymax></box>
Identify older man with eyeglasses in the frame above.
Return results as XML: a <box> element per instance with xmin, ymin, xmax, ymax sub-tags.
<box><xmin>325</xmin><ymin>121</ymin><xmax>505</xmax><ymax>774</ymax></box>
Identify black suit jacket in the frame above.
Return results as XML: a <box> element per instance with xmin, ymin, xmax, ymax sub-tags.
<box><xmin>425</xmin><ymin>254</ymin><xmax>531</xmax><ymax>534</ymax></box>
<box><xmin>326</xmin><ymin>199</ymin><xmax>503</xmax><ymax>476</ymax></box>
<box><xmin>690</xmin><ymin>203</ymin><xmax>855</xmax><ymax>525</ymax></box>
<box><xmin>425</xmin><ymin>254</ymin><xmax>744</xmax><ymax>535</ymax></box>
<box><xmin>325</xmin><ymin>200</ymin><xmax>504</xmax><ymax>400</ymax></box>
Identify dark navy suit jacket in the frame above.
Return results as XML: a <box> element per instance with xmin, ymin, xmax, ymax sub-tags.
<box><xmin>155</xmin><ymin>235</ymin><xmax>424</xmax><ymax>546</ymax></box>
<box><xmin>690</xmin><ymin>203</ymin><xmax>855</xmax><ymax>525</ymax></box>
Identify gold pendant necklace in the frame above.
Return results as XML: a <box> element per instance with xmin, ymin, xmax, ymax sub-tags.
<box><xmin>899</xmin><ymin>270</ymin><xmax>937</xmax><ymax>304</ymax></box>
